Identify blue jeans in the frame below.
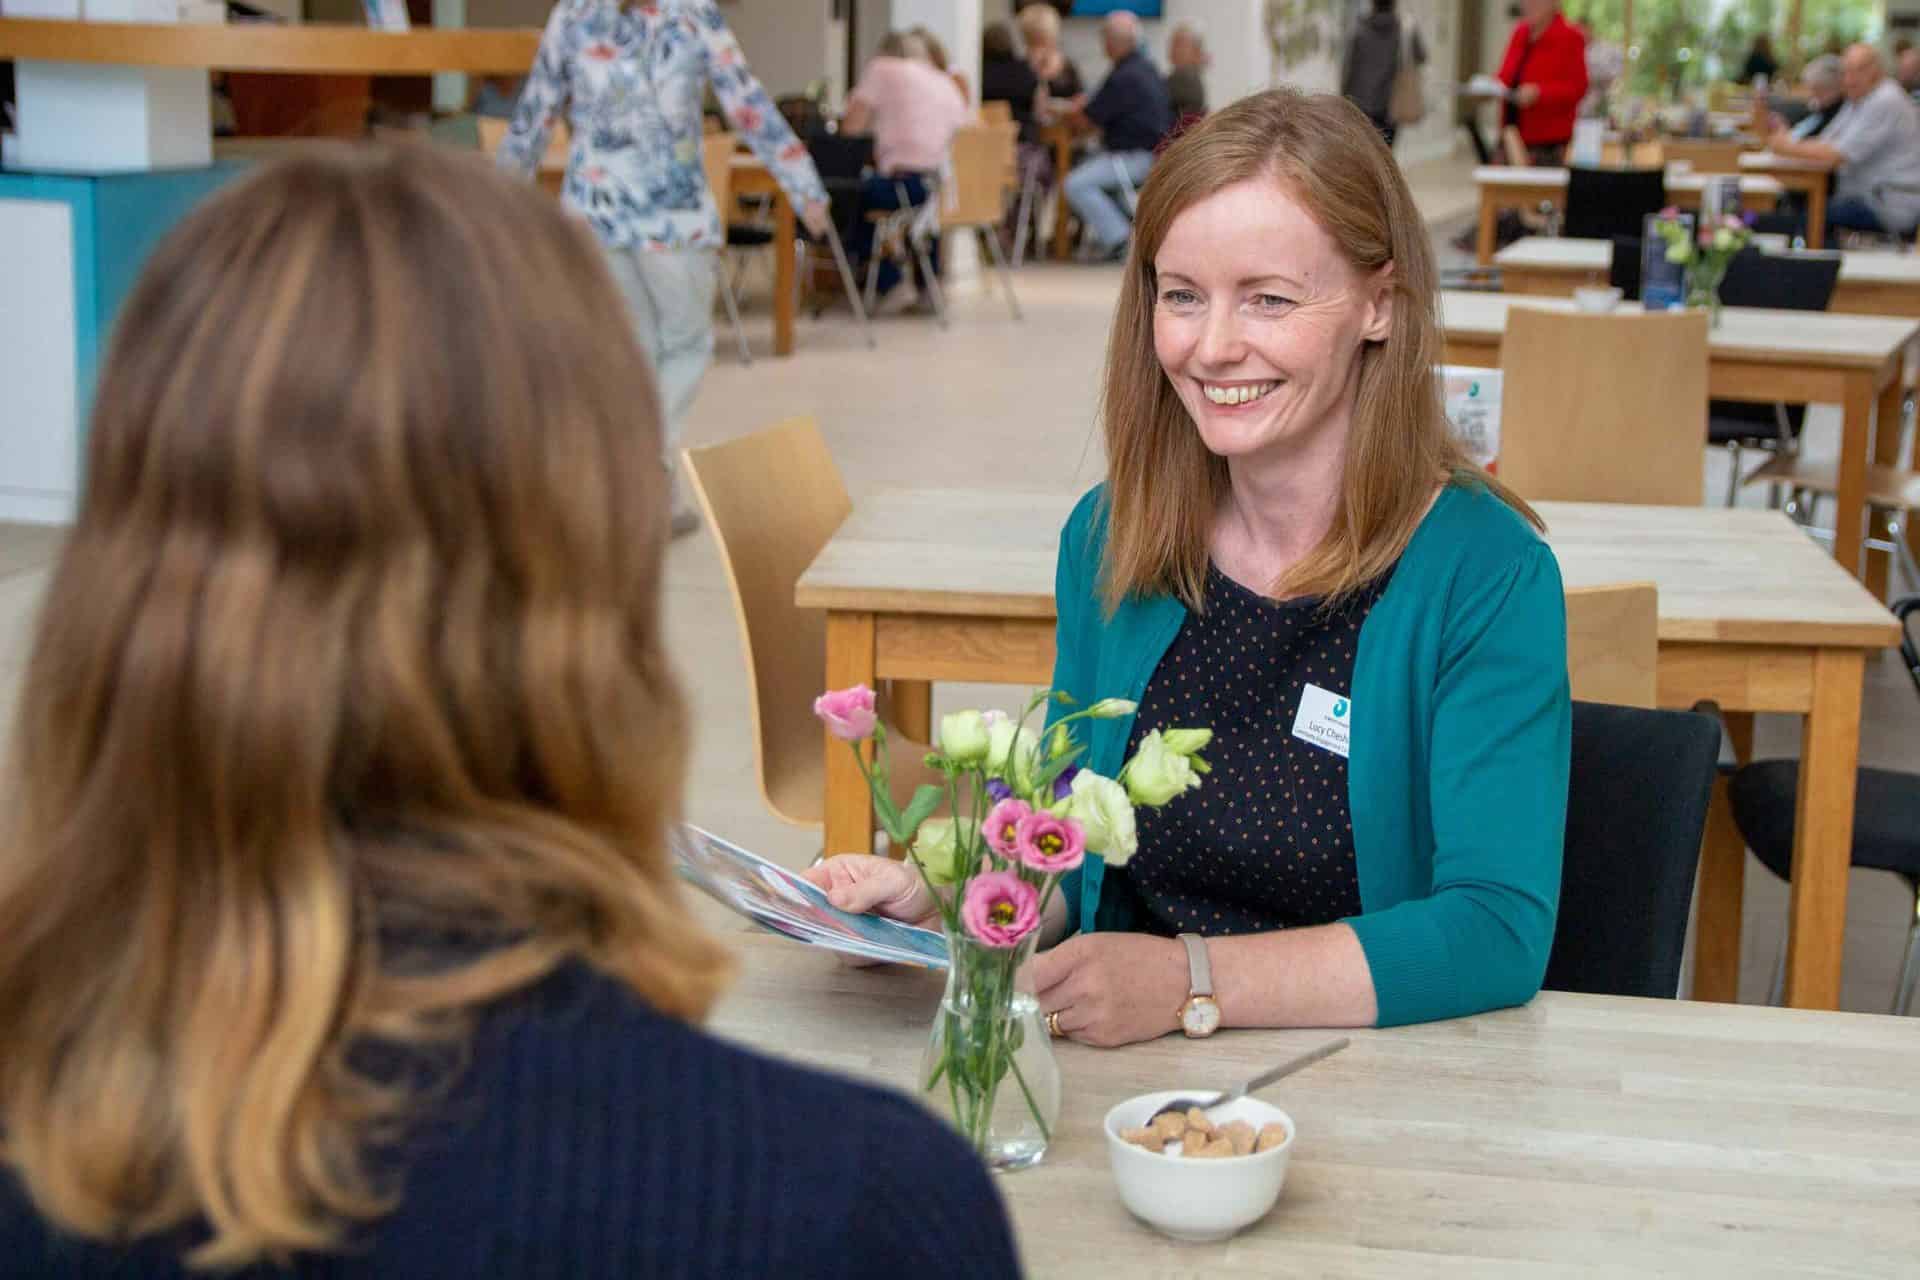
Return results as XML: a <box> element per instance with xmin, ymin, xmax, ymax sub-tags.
<box><xmin>850</xmin><ymin>172</ymin><xmax>939</xmax><ymax>298</ymax></box>
<box><xmin>1063</xmin><ymin>149</ymin><xmax>1155</xmax><ymax>251</ymax></box>
<box><xmin>1827</xmin><ymin>194</ymin><xmax>1915</xmax><ymax>238</ymax></box>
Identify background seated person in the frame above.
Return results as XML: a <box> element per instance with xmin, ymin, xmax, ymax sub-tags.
<box><xmin>1061</xmin><ymin>11</ymin><xmax>1174</xmax><ymax>260</ymax></box>
<box><xmin>1768</xmin><ymin>43</ymin><xmax>1920</xmax><ymax>239</ymax></box>
<box><xmin>841</xmin><ymin>31</ymin><xmax>970</xmax><ymax>307</ymax></box>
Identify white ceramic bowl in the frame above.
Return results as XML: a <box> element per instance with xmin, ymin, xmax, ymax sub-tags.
<box><xmin>1572</xmin><ymin>285</ymin><xmax>1623</xmax><ymax>313</ymax></box>
<box><xmin>1103</xmin><ymin>1090</ymin><xmax>1295</xmax><ymax>1242</ymax></box>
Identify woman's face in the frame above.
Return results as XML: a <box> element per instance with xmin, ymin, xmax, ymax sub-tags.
<box><xmin>1151</xmin><ymin>178</ymin><xmax>1392</xmax><ymax>468</ymax></box>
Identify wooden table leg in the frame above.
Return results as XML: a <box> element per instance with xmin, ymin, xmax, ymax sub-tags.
<box><xmin>823</xmin><ymin>611</ymin><xmax>876</xmax><ymax>856</ymax></box>
<box><xmin>1805</xmin><ymin>178</ymin><xmax>1827</xmax><ymax>250</ymax></box>
<box><xmin>1784</xmin><ymin>649</ymin><xmax>1865</xmax><ymax>1009</ymax></box>
<box><xmin>1829</xmin><ymin>373</ymin><xmax>1874</xmax><ymax>579</ymax></box>
<box><xmin>1476</xmin><ymin>190</ymin><xmax>1499</xmax><ymax>265</ymax></box>
<box><xmin>1692</xmin><ymin>709</ymin><xmax>1753</xmax><ymax>1003</ymax></box>
<box><xmin>1050</xmin><ymin>133</ymin><xmax>1074</xmax><ymax>262</ymax></box>
<box><xmin>772</xmin><ymin>192</ymin><xmax>796</xmax><ymax>357</ymax></box>
<box><xmin>889</xmin><ymin>679</ymin><xmax>933</xmax><ymax>745</ymax></box>
<box><xmin>1865</xmin><ymin>373</ymin><xmax>1906</xmax><ymax>599</ymax></box>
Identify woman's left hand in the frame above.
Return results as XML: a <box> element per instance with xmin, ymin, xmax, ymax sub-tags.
<box><xmin>1024</xmin><ymin>932</ymin><xmax>1190</xmax><ymax>1048</ymax></box>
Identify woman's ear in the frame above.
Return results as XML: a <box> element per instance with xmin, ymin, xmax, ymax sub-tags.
<box><xmin>1360</xmin><ymin>263</ymin><xmax>1395</xmax><ymax>342</ymax></box>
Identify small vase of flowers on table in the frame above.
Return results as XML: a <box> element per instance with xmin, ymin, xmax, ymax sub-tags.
<box><xmin>813</xmin><ymin>684</ymin><xmax>1211</xmax><ymax>1170</ymax></box>
<box><xmin>1651</xmin><ymin>204</ymin><xmax>1754</xmax><ymax>328</ymax></box>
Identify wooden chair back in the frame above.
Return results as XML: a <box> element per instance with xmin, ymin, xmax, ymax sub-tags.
<box><xmin>1565</xmin><ymin>583</ymin><xmax>1659</xmax><ymax>708</ymax></box>
<box><xmin>702</xmin><ymin>132</ymin><xmax>735</xmax><ymax>212</ymax></box>
<box><xmin>942</xmin><ymin>123</ymin><xmax>1018</xmax><ymax>230</ymax></box>
<box><xmin>681</xmin><ymin>420</ymin><xmax>852</xmax><ymax>829</ymax></box>
<box><xmin>478</xmin><ymin>116</ymin><xmax>570</xmax><ymax>196</ymax></box>
<box><xmin>979</xmin><ymin>100</ymin><xmax>1014</xmax><ymax>127</ymax></box>
<box><xmin>1498</xmin><ymin>307</ymin><xmax>1709</xmax><ymax>506</ymax></box>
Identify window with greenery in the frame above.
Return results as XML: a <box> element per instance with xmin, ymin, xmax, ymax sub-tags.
<box><xmin>1563</xmin><ymin>0</ymin><xmax>1880</xmax><ymax>95</ymax></box>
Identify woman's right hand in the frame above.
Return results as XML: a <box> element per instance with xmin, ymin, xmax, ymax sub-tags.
<box><xmin>803</xmin><ymin>854</ymin><xmax>940</xmax><ymax>927</ymax></box>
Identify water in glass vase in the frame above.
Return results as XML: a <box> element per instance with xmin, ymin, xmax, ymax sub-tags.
<box><xmin>920</xmin><ymin>933</ymin><xmax>1062</xmax><ymax>1171</ymax></box>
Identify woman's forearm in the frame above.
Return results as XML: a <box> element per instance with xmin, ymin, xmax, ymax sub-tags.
<box><xmin>1207</xmin><ymin>922</ymin><xmax>1377</xmax><ymax>1029</ymax></box>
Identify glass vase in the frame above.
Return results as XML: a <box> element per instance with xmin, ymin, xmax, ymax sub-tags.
<box><xmin>919</xmin><ymin>931</ymin><xmax>1061</xmax><ymax>1171</ymax></box>
<box><xmin>1685</xmin><ymin>256</ymin><xmax>1729</xmax><ymax>328</ymax></box>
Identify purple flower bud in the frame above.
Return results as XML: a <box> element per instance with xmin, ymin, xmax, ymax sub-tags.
<box><xmin>1052</xmin><ymin>764</ymin><xmax>1082</xmax><ymax>802</ymax></box>
<box><xmin>985</xmin><ymin>778</ymin><xmax>1014</xmax><ymax>804</ymax></box>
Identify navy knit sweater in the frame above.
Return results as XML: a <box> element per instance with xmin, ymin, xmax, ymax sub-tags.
<box><xmin>0</xmin><ymin>963</ymin><xmax>1023</xmax><ymax>1278</ymax></box>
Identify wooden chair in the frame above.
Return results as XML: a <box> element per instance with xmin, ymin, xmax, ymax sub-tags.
<box><xmin>1498</xmin><ymin>307</ymin><xmax>1709</xmax><ymax>506</ymax></box>
<box><xmin>477</xmin><ymin>116</ymin><xmax>569</xmax><ymax>198</ymax></box>
<box><xmin>941</xmin><ymin>123</ymin><xmax>1024</xmax><ymax>321</ymax></box>
<box><xmin>979</xmin><ymin>100</ymin><xmax>1014</xmax><ymax>127</ymax></box>
<box><xmin>701</xmin><ymin>132</ymin><xmax>754</xmax><ymax>365</ymax></box>
<box><xmin>680</xmin><ymin>420</ymin><xmax>940</xmax><ymax>842</ymax></box>
<box><xmin>1565</xmin><ymin>583</ymin><xmax>1659</xmax><ymax>708</ymax></box>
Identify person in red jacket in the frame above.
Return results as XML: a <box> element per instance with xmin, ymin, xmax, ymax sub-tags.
<box><xmin>1497</xmin><ymin>0</ymin><xmax>1588</xmax><ymax>163</ymax></box>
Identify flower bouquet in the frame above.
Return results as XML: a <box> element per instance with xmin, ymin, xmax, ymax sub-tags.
<box><xmin>813</xmin><ymin>684</ymin><xmax>1210</xmax><ymax>1169</ymax></box>
<box><xmin>1650</xmin><ymin>205</ymin><xmax>1754</xmax><ymax>327</ymax></box>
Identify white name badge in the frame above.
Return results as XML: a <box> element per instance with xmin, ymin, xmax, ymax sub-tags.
<box><xmin>1291</xmin><ymin>683</ymin><xmax>1351</xmax><ymax>759</ymax></box>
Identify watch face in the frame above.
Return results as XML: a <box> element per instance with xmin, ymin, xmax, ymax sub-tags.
<box><xmin>1181</xmin><ymin>997</ymin><xmax>1221</xmax><ymax>1037</ymax></box>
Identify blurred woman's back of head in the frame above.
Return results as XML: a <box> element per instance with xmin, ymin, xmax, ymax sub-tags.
<box><xmin>0</xmin><ymin>144</ymin><xmax>728</xmax><ymax>1268</ymax></box>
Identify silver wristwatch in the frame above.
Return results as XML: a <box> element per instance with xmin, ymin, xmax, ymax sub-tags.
<box><xmin>1177</xmin><ymin>933</ymin><xmax>1221</xmax><ymax>1037</ymax></box>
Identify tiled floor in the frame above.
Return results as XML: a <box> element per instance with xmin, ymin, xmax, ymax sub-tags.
<box><xmin>2</xmin><ymin>154</ymin><xmax>1914</xmax><ymax>1014</ymax></box>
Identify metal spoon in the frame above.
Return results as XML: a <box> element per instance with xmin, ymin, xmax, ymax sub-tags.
<box><xmin>1147</xmin><ymin>1037</ymin><xmax>1350</xmax><ymax>1124</ymax></box>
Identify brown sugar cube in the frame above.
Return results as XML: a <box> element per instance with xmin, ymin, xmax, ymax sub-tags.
<box><xmin>1219</xmin><ymin>1120</ymin><xmax>1256</xmax><ymax>1156</ymax></box>
<box><xmin>1255</xmin><ymin>1123</ymin><xmax>1289</xmax><ymax>1153</ymax></box>
<box><xmin>1120</xmin><ymin>1126</ymin><xmax>1165</xmax><ymax>1152</ymax></box>
<box><xmin>1149</xmin><ymin>1112</ymin><xmax>1189</xmax><ymax>1142</ymax></box>
<box><xmin>1183</xmin><ymin>1107</ymin><xmax>1216</xmax><ymax>1137</ymax></box>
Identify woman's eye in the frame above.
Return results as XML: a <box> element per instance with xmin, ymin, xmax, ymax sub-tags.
<box><xmin>1253</xmin><ymin>294</ymin><xmax>1295</xmax><ymax>311</ymax></box>
<box><xmin>1158</xmin><ymin>289</ymin><xmax>1200</xmax><ymax>307</ymax></box>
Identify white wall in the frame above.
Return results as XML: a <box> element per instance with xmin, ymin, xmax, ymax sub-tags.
<box><xmin>725</xmin><ymin>0</ymin><xmax>841</xmax><ymax>99</ymax></box>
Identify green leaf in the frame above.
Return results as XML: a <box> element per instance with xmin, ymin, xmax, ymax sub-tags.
<box><xmin>898</xmin><ymin>784</ymin><xmax>946</xmax><ymax>840</ymax></box>
<box><xmin>1028</xmin><ymin>743</ymin><xmax>1086</xmax><ymax>797</ymax></box>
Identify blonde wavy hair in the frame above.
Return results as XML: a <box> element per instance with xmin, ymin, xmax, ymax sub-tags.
<box><xmin>1099</xmin><ymin>89</ymin><xmax>1539</xmax><ymax>612</ymax></box>
<box><xmin>0</xmin><ymin>145</ymin><xmax>730</xmax><ymax>1268</ymax></box>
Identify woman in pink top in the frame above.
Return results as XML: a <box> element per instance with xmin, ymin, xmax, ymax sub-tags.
<box><xmin>841</xmin><ymin>32</ymin><xmax>971</xmax><ymax>305</ymax></box>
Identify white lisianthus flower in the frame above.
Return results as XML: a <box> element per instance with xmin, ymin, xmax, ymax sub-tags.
<box><xmin>1067</xmin><ymin>769</ymin><xmax>1138</xmax><ymax>865</ymax></box>
<box><xmin>986</xmin><ymin>718</ymin><xmax>1041</xmax><ymax>790</ymax></box>
<box><xmin>938</xmin><ymin>710</ymin><xmax>992</xmax><ymax>767</ymax></box>
<box><xmin>1159</xmin><ymin>728</ymin><xmax>1213</xmax><ymax>757</ymax></box>
<box><xmin>1084</xmin><ymin>698</ymin><xmax>1139</xmax><ymax>719</ymax></box>
<box><xmin>1123</xmin><ymin>730</ymin><xmax>1202</xmax><ymax>807</ymax></box>
<box><xmin>910</xmin><ymin>817</ymin><xmax>974</xmax><ymax>886</ymax></box>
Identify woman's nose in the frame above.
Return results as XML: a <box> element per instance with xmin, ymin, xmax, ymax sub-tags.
<box><xmin>1194</xmin><ymin>307</ymin><xmax>1245</xmax><ymax>369</ymax></box>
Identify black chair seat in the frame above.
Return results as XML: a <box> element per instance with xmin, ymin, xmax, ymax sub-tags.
<box><xmin>1707</xmin><ymin>402</ymin><xmax>1804</xmax><ymax>445</ymax></box>
<box><xmin>1729</xmin><ymin>760</ymin><xmax>1920</xmax><ymax>886</ymax></box>
<box><xmin>1544</xmin><ymin>702</ymin><xmax>1722</xmax><ymax>999</ymax></box>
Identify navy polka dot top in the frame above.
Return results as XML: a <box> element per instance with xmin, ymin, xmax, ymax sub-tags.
<box><xmin>1117</xmin><ymin>560</ymin><xmax>1393</xmax><ymax>938</ymax></box>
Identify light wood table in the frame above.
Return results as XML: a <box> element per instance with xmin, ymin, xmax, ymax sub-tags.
<box><xmin>1439</xmin><ymin>289</ymin><xmax>1920</xmax><ymax>598</ymax></box>
<box><xmin>709</xmin><ymin>931</ymin><xmax>1920</xmax><ymax>1276</ymax></box>
<box><xmin>730</xmin><ymin>156</ymin><xmax>796</xmax><ymax>358</ymax></box>
<box><xmin>1474</xmin><ymin>166</ymin><xmax>1786</xmax><ymax>264</ymax></box>
<box><xmin>1496</xmin><ymin>235</ymin><xmax>1920</xmax><ymax>318</ymax></box>
<box><xmin>796</xmin><ymin>491</ymin><xmax>1899</xmax><ymax>1010</ymax></box>
<box><xmin>1741</xmin><ymin>151</ymin><xmax>1835</xmax><ymax>250</ymax></box>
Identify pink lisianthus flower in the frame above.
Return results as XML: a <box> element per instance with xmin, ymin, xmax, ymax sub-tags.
<box><xmin>984</xmin><ymin>798</ymin><xmax>1033</xmax><ymax>859</ymax></box>
<box><xmin>1013</xmin><ymin>811</ymin><xmax>1086</xmax><ymax>874</ymax></box>
<box><xmin>961</xmin><ymin>871</ymin><xmax>1041</xmax><ymax>948</ymax></box>
<box><xmin>812</xmin><ymin>685</ymin><xmax>878</xmax><ymax>741</ymax></box>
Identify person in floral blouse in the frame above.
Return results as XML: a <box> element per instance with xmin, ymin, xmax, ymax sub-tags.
<box><xmin>500</xmin><ymin>0</ymin><xmax>830</xmax><ymax>535</ymax></box>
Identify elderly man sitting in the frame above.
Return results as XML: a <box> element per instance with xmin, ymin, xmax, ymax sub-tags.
<box><xmin>1768</xmin><ymin>43</ymin><xmax>1920</xmax><ymax>238</ymax></box>
<box><xmin>1060</xmin><ymin>11</ymin><xmax>1174</xmax><ymax>260</ymax></box>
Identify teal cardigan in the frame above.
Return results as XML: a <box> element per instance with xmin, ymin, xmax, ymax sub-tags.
<box><xmin>1046</xmin><ymin>480</ymin><xmax>1570</xmax><ymax>1028</ymax></box>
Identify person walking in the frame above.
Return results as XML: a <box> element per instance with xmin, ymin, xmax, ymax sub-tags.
<box><xmin>1341</xmin><ymin>0</ymin><xmax>1425</xmax><ymax>147</ymax></box>
<box><xmin>500</xmin><ymin>0</ymin><xmax>830</xmax><ymax>536</ymax></box>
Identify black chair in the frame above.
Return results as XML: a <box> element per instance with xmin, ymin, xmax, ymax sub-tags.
<box><xmin>1606</xmin><ymin>234</ymin><xmax>1643</xmax><ymax>300</ymax></box>
<box><xmin>1729</xmin><ymin>595</ymin><xmax>1920</xmax><ymax>1016</ymax></box>
<box><xmin>1711</xmin><ymin>249</ymin><xmax>1842</xmax><ymax>506</ymax></box>
<box><xmin>1563</xmin><ymin>166</ymin><xmax>1669</xmax><ymax>242</ymax></box>
<box><xmin>1544</xmin><ymin>702</ymin><xmax>1723</xmax><ymax>999</ymax></box>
